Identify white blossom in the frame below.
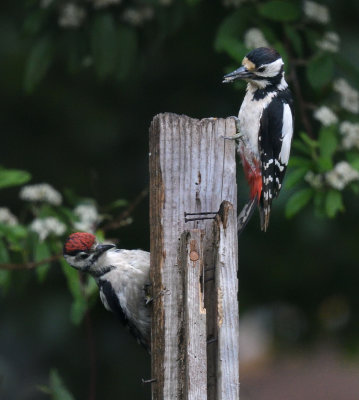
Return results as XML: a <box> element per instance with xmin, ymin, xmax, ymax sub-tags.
<box><xmin>0</xmin><ymin>207</ymin><xmax>18</xmax><ymax>226</ymax></box>
<box><xmin>333</xmin><ymin>78</ymin><xmax>359</xmax><ymax>114</ymax></box>
<box><xmin>244</xmin><ymin>28</ymin><xmax>269</xmax><ymax>49</ymax></box>
<box><xmin>339</xmin><ymin>121</ymin><xmax>359</xmax><ymax>150</ymax></box>
<box><xmin>304</xmin><ymin>171</ymin><xmax>324</xmax><ymax>189</ymax></box>
<box><xmin>313</xmin><ymin>106</ymin><xmax>338</xmax><ymax>126</ymax></box>
<box><xmin>92</xmin><ymin>0</ymin><xmax>121</xmax><ymax>9</ymax></box>
<box><xmin>58</xmin><ymin>3</ymin><xmax>86</xmax><ymax>28</ymax></box>
<box><xmin>73</xmin><ymin>204</ymin><xmax>101</xmax><ymax>233</ymax></box>
<box><xmin>122</xmin><ymin>7</ymin><xmax>154</xmax><ymax>26</ymax></box>
<box><xmin>316</xmin><ymin>31</ymin><xmax>340</xmax><ymax>53</ymax></box>
<box><xmin>325</xmin><ymin>161</ymin><xmax>359</xmax><ymax>190</ymax></box>
<box><xmin>20</xmin><ymin>183</ymin><xmax>62</xmax><ymax>206</ymax></box>
<box><xmin>303</xmin><ymin>1</ymin><xmax>330</xmax><ymax>24</ymax></box>
<box><xmin>30</xmin><ymin>217</ymin><xmax>66</xmax><ymax>241</ymax></box>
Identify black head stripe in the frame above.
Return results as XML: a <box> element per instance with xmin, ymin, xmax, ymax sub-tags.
<box><xmin>246</xmin><ymin>47</ymin><xmax>281</xmax><ymax>66</ymax></box>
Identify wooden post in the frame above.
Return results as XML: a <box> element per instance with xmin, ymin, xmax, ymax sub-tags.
<box><xmin>149</xmin><ymin>113</ymin><xmax>239</xmax><ymax>400</ymax></box>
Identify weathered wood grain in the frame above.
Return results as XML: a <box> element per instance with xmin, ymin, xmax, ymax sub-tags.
<box><xmin>149</xmin><ymin>113</ymin><xmax>238</xmax><ymax>400</ymax></box>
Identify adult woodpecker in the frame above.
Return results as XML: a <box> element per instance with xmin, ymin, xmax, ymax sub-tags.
<box><xmin>63</xmin><ymin>232</ymin><xmax>151</xmax><ymax>351</ymax></box>
<box><xmin>223</xmin><ymin>47</ymin><xmax>294</xmax><ymax>232</ymax></box>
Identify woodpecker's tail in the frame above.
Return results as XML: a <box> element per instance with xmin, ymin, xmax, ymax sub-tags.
<box><xmin>259</xmin><ymin>202</ymin><xmax>271</xmax><ymax>232</ymax></box>
<box><xmin>237</xmin><ymin>197</ymin><xmax>257</xmax><ymax>234</ymax></box>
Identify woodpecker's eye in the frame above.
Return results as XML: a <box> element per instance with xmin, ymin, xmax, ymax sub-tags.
<box><xmin>257</xmin><ymin>66</ymin><xmax>265</xmax><ymax>72</ymax></box>
<box><xmin>79</xmin><ymin>253</ymin><xmax>89</xmax><ymax>260</ymax></box>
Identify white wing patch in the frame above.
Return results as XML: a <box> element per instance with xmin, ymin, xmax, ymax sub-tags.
<box><xmin>278</xmin><ymin>103</ymin><xmax>293</xmax><ymax>165</ymax></box>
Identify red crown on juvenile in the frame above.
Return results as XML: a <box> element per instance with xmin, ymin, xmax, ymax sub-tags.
<box><xmin>63</xmin><ymin>232</ymin><xmax>96</xmax><ymax>254</ymax></box>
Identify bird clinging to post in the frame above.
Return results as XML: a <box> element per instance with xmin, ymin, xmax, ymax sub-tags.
<box><xmin>223</xmin><ymin>47</ymin><xmax>294</xmax><ymax>233</ymax></box>
<box><xmin>63</xmin><ymin>232</ymin><xmax>151</xmax><ymax>351</ymax></box>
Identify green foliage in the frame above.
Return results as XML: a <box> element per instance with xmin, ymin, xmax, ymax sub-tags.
<box><xmin>307</xmin><ymin>54</ymin><xmax>335</xmax><ymax>89</ymax></box>
<box><xmin>285</xmin><ymin>188</ymin><xmax>314</xmax><ymax>218</ymax></box>
<box><xmin>38</xmin><ymin>369</ymin><xmax>76</xmax><ymax>400</ymax></box>
<box><xmin>91</xmin><ymin>14</ymin><xmax>118</xmax><ymax>79</ymax></box>
<box><xmin>318</xmin><ymin>126</ymin><xmax>337</xmax><ymax>172</ymax></box>
<box><xmin>24</xmin><ymin>36</ymin><xmax>54</xmax><ymax>93</ymax></box>
<box><xmin>116</xmin><ymin>25</ymin><xmax>138</xmax><ymax>81</ymax></box>
<box><xmin>325</xmin><ymin>189</ymin><xmax>344</xmax><ymax>218</ymax></box>
<box><xmin>258</xmin><ymin>1</ymin><xmax>301</xmax><ymax>22</ymax></box>
<box><xmin>0</xmin><ymin>167</ymin><xmax>31</xmax><ymax>189</ymax></box>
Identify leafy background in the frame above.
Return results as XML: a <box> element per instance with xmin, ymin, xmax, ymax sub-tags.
<box><xmin>1</xmin><ymin>0</ymin><xmax>359</xmax><ymax>399</ymax></box>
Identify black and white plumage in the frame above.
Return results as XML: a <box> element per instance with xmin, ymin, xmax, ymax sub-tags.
<box><xmin>223</xmin><ymin>47</ymin><xmax>294</xmax><ymax>232</ymax></box>
<box><xmin>63</xmin><ymin>232</ymin><xmax>151</xmax><ymax>351</ymax></box>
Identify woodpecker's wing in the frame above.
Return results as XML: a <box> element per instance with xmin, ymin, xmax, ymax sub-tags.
<box><xmin>258</xmin><ymin>88</ymin><xmax>294</xmax><ymax>230</ymax></box>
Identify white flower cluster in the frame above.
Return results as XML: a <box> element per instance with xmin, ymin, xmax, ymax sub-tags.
<box><xmin>303</xmin><ymin>1</ymin><xmax>330</xmax><ymax>24</ymax></box>
<box><xmin>20</xmin><ymin>184</ymin><xmax>62</xmax><ymax>206</ymax></box>
<box><xmin>313</xmin><ymin>106</ymin><xmax>338</xmax><ymax>126</ymax></box>
<box><xmin>333</xmin><ymin>78</ymin><xmax>359</xmax><ymax>114</ymax></box>
<box><xmin>30</xmin><ymin>217</ymin><xmax>66</xmax><ymax>241</ymax></box>
<box><xmin>92</xmin><ymin>0</ymin><xmax>122</xmax><ymax>9</ymax></box>
<box><xmin>316</xmin><ymin>31</ymin><xmax>340</xmax><ymax>53</ymax></box>
<box><xmin>304</xmin><ymin>171</ymin><xmax>324</xmax><ymax>189</ymax></box>
<box><xmin>58</xmin><ymin>3</ymin><xmax>86</xmax><ymax>28</ymax></box>
<box><xmin>325</xmin><ymin>161</ymin><xmax>359</xmax><ymax>190</ymax></box>
<box><xmin>122</xmin><ymin>7</ymin><xmax>154</xmax><ymax>26</ymax></box>
<box><xmin>339</xmin><ymin>121</ymin><xmax>359</xmax><ymax>150</ymax></box>
<box><xmin>0</xmin><ymin>207</ymin><xmax>18</xmax><ymax>226</ymax></box>
<box><xmin>244</xmin><ymin>28</ymin><xmax>269</xmax><ymax>49</ymax></box>
<box><xmin>73</xmin><ymin>204</ymin><xmax>101</xmax><ymax>233</ymax></box>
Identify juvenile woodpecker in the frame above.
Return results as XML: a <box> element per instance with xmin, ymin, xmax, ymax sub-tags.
<box><xmin>223</xmin><ymin>47</ymin><xmax>294</xmax><ymax>232</ymax></box>
<box><xmin>63</xmin><ymin>232</ymin><xmax>151</xmax><ymax>351</ymax></box>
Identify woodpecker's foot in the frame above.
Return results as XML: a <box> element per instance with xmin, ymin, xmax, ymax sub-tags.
<box><xmin>184</xmin><ymin>211</ymin><xmax>218</xmax><ymax>222</ymax></box>
<box><xmin>223</xmin><ymin>116</ymin><xmax>242</xmax><ymax>140</ymax></box>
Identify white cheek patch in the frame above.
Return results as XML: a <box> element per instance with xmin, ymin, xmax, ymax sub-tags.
<box><xmin>256</xmin><ymin>58</ymin><xmax>284</xmax><ymax>78</ymax></box>
<box><xmin>278</xmin><ymin>103</ymin><xmax>293</xmax><ymax>165</ymax></box>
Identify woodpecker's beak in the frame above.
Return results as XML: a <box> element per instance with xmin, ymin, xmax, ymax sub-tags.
<box><xmin>95</xmin><ymin>243</ymin><xmax>116</xmax><ymax>255</ymax></box>
<box><xmin>223</xmin><ymin>66</ymin><xmax>254</xmax><ymax>83</ymax></box>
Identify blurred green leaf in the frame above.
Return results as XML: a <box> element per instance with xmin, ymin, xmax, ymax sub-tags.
<box><xmin>291</xmin><ymin>140</ymin><xmax>313</xmax><ymax>156</ymax></box>
<box><xmin>289</xmin><ymin>156</ymin><xmax>313</xmax><ymax>168</ymax></box>
<box><xmin>215</xmin><ymin>9</ymin><xmax>248</xmax><ymax>62</ymax></box>
<box><xmin>284</xmin><ymin>167</ymin><xmax>307</xmax><ymax>189</ymax></box>
<box><xmin>23</xmin><ymin>10</ymin><xmax>47</xmax><ymax>36</ymax></box>
<box><xmin>49</xmin><ymin>369</ymin><xmax>76</xmax><ymax>400</ymax></box>
<box><xmin>106</xmin><ymin>198</ymin><xmax>128</xmax><ymax>211</ymax></box>
<box><xmin>300</xmin><ymin>132</ymin><xmax>318</xmax><ymax>148</ymax></box>
<box><xmin>0</xmin><ymin>167</ymin><xmax>31</xmax><ymax>189</ymax></box>
<box><xmin>91</xmin><ymin>14</ymin><xmax>118</xmax><ymax>79</ymax></box>
<box><xmin>325</xmin><ymin>189</ymin><xmax>344</xmax><ymax>218</ymax></box>
<box><xmin>285</xmin><ymin>188</ymin><xmax>313</xmax><ymax>218</ymax></box>
<box><xmin>318</xmin><ymin>126</ymin><xmax>337</xmax><ymax>172</ymax></box>
<box><xmin>61</xmin><ymin>259</ymin><xmax>88</xmax><ymax>325</ymax></box>
<box><xmin>346</xmin><ymin>152</ymin><xmax>359</xmax><ymax>171</ymax></box>
<box><xmin>258</xmin><ymin>1</ymin><xmax>300</xmax><ymax>22</ymax></box>
<box><xmin>0</xmin><ymin>238</ymin><xmax>10</xmax><ymax>263</ymax></box>
<box><xmin>35</xmin><ymin>241</ymin><xmax>51</xmax><ymax>282</ymax></box>
<box><xmin>117</xmin><ymin>25</ymin><xmax>138</xmax><ymax>81</ymax></box>
<box><xmin>0</xmin><ymin>270</ymin><xmax>11</xmax><ymax>293</ymax></box>
<box><xmin>284</xmin><ymin>24</ymin><xmax>303</xmax><ymax>57</ymax></box>
<box><xmin>24</xmin><ymin>36</ymin><xmax>54</xmax><ymax>93</ymax></box>
<box><xmin>307</xmin><ymin>54</ymin><xmax>334</xmax><ymax>89</ymax></box>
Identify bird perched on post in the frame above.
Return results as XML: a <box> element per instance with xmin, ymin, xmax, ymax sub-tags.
<box><xmin>63</xmin><ymin>232</ymin><xmax>151</xmax><ymax>351</ymax></box>
<box><xmin>223</xmin><ymin>47</ymin><xmax>294</xmax><ymax>233</ymax></box>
